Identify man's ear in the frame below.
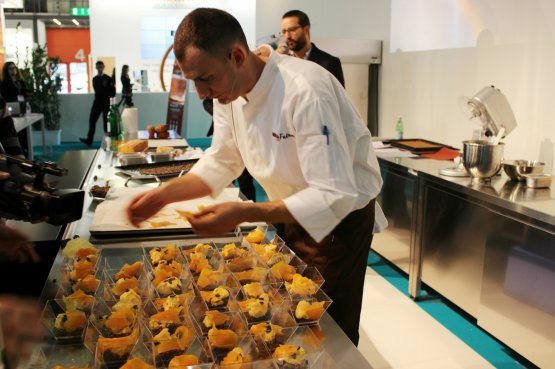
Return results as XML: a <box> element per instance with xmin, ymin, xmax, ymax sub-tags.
<box><xmin>229</xmin><ymin>45</ymin><xmax>246</xmax><ymax>68</ymax></box>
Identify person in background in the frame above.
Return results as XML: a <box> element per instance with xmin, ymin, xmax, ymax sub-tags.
<box><xmin>127</xmin><ymin>8</ymin><xmax>385</xmax><ymax>345</ymax></box>
<box><xmin>121</xmin><ymin>64</ymin><xmax>134</xmax><ymax>107</ymax></box>
<box><xmin>202</xmin><ymin>98</ymin><xmax>256</xmax><ymax>201</ymax></box>
<box><xmin>0</xmin><ymin>97</ymin><xmax>24</xmax><ymax>158</ymax></box>
<box><xmin>1</xmin><ymin>62</ymin><xmax>30</xmax><ymax>157</ymax></box>
<box><xmin>0</xmin><ymin>62</ymin><xmax>28</xmax><ymax>103</ymax></box>
<box><xmin>80</xmin><ymin>60</ymin><xmax>116</xmax><ymax>146</ymax></box>
<box><xmin>279</xmin><ymin>10</ymin><xmax>345</xmax><ymax>87</ymax></box>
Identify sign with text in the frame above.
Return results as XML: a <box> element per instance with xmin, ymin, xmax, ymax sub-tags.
<box><xmin>165</xmin><ymin>61</ymin><xmax>187</xmax><ymax>135</ymax></box>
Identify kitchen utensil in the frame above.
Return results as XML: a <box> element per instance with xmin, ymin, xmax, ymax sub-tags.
<box><xmin>502</xmin><ymin>160</ymin><xmax>545</xmax><ymax>181</ymax></box>
<box><xmin>462</xmin><ymin>140</ymin><xmax>504</xmax><ymax>184</ymax></box>
<box><xmin>149</xmin><ymin>151</ymin><xmax>174</xmax><ymax>163</ymax></box>
<box><xmin>524</xmin><ymin>174</ymin><xmax>552</xmax><ymax>188</ymax></box>
<box><xmin>460</xmin><ymin>86</ymin><xmax>517</xmax><ymax>138</ymax></box>
<box><xmin>118</xmin><ymin>153</ymin><xmax>147</xmax><ymax>166</ymax></box>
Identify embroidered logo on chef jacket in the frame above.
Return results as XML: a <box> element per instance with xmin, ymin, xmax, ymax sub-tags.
<box><xmin>271</xmin><ymin>132</ymin><xmax>295</xmax><ymax>141</ymax></box>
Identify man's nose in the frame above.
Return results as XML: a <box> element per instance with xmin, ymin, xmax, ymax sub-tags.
<box><xmin>195</xmin><ymin>84</ymin><xmax>209</xmax><ymax>99</ymax></box>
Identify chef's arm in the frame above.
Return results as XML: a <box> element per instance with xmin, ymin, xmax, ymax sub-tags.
<box><xmin>159</xmin><ymin>173</ymin><xmax>212</xmax><ymax>203</ymax></box>
<box><xmin>127</xmin><ymin>173</ymin><xmax>212</xmax><ymax>225</ymax></box>
<box><xmin>189</xmin><ymin>199</ymin><xmax>297</xmax><ymax>236</ymax></box>
<box><xmin>240</xmin><ymin>200</ymin><xmax>297</xmax><ymax>224</ymax></box>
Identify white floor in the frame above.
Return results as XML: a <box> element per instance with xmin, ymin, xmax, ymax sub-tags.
<box><xmin>357</xmin><ymin>267</ymin><xmax>495</xmax><ymax>369</ymax></box>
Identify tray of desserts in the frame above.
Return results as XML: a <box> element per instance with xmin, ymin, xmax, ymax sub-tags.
<box><xmin>116</xmin><ymin>159</ymin><xmax>199</xmax><ymax>179</ymax></box>
<box><xmin>34</xmin><ymin>229</ymin><xmax>335</xmax><ymax>369</ymax></box>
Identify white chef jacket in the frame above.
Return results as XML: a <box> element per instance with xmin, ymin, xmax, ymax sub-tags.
<box><xmin>189</xmin><ymin>47</ymin><xmax>387</xmax><ymax>242</ymax></box>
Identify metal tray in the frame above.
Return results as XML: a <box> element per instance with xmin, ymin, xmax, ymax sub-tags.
<box><xmin>115</xmin><ymin>158</ymin><xmax>198</xmax><ymax>179</ymax></box>
<box><xmin>385</xmin><ymin>138</ymin><xmax>457</xmax><ymax>154</ymax></box>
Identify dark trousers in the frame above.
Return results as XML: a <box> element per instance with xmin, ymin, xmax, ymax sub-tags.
<box><xmin>236</xmin><ymin>169</ymin><xmax>256</xmax><ymax>201</ymax></box>
<box><xmin>87</xmin><ymin>102</ymin><xmax>110</xmax><ymax>142</ymax></box>
<box><xmin>282</xmin><ymin>199</ymin><xmax>376</xmax><ymax>346</ymax></box>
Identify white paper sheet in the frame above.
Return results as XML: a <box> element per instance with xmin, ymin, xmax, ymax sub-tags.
<box><xmin>90</xmin><ymin>187</ymin><xmax>255</xmax><ymax>233</ymax></box>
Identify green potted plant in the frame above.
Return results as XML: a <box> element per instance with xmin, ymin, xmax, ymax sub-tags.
<box><xmin>19</xmin><ymin>44</ymin><xmax>63</xmax><ymax>145</ymax></box>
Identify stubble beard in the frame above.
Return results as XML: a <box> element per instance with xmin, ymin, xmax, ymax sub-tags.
<box><xmin>220</xmin><ymin>72</ymin><xmax>238</xmax><ymax>105</ymax></box>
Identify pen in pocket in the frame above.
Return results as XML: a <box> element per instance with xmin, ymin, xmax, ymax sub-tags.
<box><xmin>322</xmin><ymin>125</ymin><xmax>330</xmax><ymax>145</ymax></box>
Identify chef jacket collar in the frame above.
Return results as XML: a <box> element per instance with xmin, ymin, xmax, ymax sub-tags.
<box><xmin>242</xmin><ymin>46</ymin><xmax>278</xmax><ymax>105</ymax></box>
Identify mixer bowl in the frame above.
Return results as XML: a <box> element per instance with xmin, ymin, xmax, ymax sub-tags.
<box><xmin>463</xmin><ymin>140</ymin><xmax>504</xmax><ymax>184</ymax></box>
<box><xmin>502</xmin><ymin>160</ymin><xmax>544</xmax><ymax>181</ymax></box>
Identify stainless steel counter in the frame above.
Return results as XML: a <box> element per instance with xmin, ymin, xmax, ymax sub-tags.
<box><xmin>44</xmin><ymin>148</ymin><xmax>374</xmax><ymax>369</ymax></box>
<box><xmin>376</xmin><ymin>155</ymin><xmax>555</xmax><ymax>368</ymax></box>
<box><xmin>380</xmin><ymin>156</ymin><xmax>555</xmax><ymax>228</ymax></box>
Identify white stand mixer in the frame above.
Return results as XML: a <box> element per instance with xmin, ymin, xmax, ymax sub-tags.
<box><xmin>439</xmin><ymin>85</ymin><xmax>518</xmax><ymax>177</ymax></box>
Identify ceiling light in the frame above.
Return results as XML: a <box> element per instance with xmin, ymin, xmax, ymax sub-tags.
<box><xmin>52</xmin><ymin>18</ymin><xmax>62</xmax><ymax>26</ymax></box>
<box><xmin>72</xmin><ymin>19</ymin><xmax>80</xmax><ymax>26</ymax></box>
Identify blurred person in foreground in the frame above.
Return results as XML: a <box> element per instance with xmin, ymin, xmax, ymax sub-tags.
<box><xmin>0</xmin><ymin>182</ymin><xmax>43</xmax><ymax>369</ymax></box>
<box><xmin>0</xmin><ymin>185</ymin><xmax>46</xmax><ymax>369</ymax></box>
<box><xmin>126</xmin><ymin>8</ymin><xmax>385</xmax><ymax>345</ymax></box>
<box><xmin>80</xmin><ymin>60</ymin><xmax>116</xmax><ymax>146</ymax></box>
<box><xmin>279</xmin><ymin>10</ymin><xmax>345</xmax><ymax>87</ymax></box>
<box><xmin>0</xmin><ymin>97</ymin><xmax>44</xmax><ymax>369</ymax></box>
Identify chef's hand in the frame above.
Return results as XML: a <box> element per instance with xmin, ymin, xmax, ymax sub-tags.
<box><xmin>0</xmin><ymin>295</ymin><xmax>43</xmax><ymax>369</ymax></box>
<box><xmin>0</xmin><ymin>225</ymin><xmax>40</xmax><ymax>264</ymax></box>
<box><xmin>126</xmin><ymin>187</ymin><xmax>167</xmax><ymax>226</ymax></box>
<box><xmin>188</xmin><ymin>202</ymin><xmax>247</xmax><ymax>236</ymax></box>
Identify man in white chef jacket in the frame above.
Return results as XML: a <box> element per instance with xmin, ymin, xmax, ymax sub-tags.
<box><xmin>127</xmin><ymin>8</ymin><xmax>386</xmax><ymax>346</ymax></box>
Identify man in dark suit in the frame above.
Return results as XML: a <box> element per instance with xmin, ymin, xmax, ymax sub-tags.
<box><xmin>80</xmin><ymin>60</ymin><xmax>116</xmax><ymax>146</ymax></box>
<box><xmin>280</xmin><ymin>10</ymin><xmax>345</xmax><ymax>87</ymax></box>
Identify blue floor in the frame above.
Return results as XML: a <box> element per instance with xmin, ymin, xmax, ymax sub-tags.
<box><xmin>367</xmin><ymin>251</ymin><xmax>537</xmax><ymax>369</ymax></box>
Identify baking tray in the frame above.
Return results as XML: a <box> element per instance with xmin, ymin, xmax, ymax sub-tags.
<box><xmin>385</xmin><ymin>138</ymin><xmax>457</xmax><ymax>154</ymax></box>
<box><xmin>88</xmin><ymin>187</ymin><xmax>261</xmax><ymax>239</ymax></box>
<box><xmin>115</xmin><ymin>158</ymin><xmax>198</xmax><ymax>179</ymax></box>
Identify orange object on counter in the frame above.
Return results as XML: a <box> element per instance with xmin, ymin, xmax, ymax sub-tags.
<box><xmin>420</xmin><ymin>147</ymin><xmax>461</xmax><ymax>160</ymax></box>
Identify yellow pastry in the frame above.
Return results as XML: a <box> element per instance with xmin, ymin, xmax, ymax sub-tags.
<box><xmin>208</xmin><ymin>325</ymin><xmax>238</xmax><ymax>349</ymax></box>
<box><xmin>119</xmin><ymin>358</ymin><xmax>154</xmax><ymax>369</ymax></box>
<box><xmin>168</xmin><ymin>354</ymin><xmax>199</xmax><ymax>369</ymax></box>
<box><xmin>285</xmin><ymin>274</ymin><xmax>318</xmax><ymax>296</ymax></box>
<box><xmin>63</xmin><ymin>289</ymin><xmax>94</xmax><ymax>311</ymax></box>
<box><xmin>242</xmin><ymin>282</ymin><xmax>265</xmax><ymax>298</ymax></box>
<box><xmin>273</xmin><ymin>344</ymin><xmax>306</xmax><ymax>366</ymax></box>
<box><xmin>249</xmin><ymin>322</ymin><xmax>283</xmax><ymax>343</ymax></box>
<box><xmin>295</xmin><ymin>300</ymin><xmax>326</xmax><ymax>321</ymax></box>
<box><xmin>203</xmin><ymin>310</ymin><xmax>230</xmax><ymax>328</ymax></box>
<box><xmin>245</xmin><ymin>228</ymin><xmax>265</xmax><ymax>243</ymax></box>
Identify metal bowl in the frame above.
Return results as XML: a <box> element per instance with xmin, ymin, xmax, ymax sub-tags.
<box><xmin>502</xmin><ymin>160</ymin><xmax>544</xmax><ymax>181</ymax></box>
<box><xmin>462</xmin><ymin>140</ymin><xmax>504</xmax><ymax>184</ymax></box>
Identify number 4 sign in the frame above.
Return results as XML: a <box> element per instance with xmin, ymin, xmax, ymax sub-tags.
<box><xmin>75</xmin><ymin>48</ymin><xmax>85</xmax><ymax>62</ymax></box>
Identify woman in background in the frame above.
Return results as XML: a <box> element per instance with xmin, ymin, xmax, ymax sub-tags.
<box><xmin>0</xmin><ymin>61</ymin><xmax>28</xmax><ymax>103</ymax></box>
<box><xmin>1</xmin><ymin>62</ymin><xmax>30</xmax><ymax>156</ymax></box>
<box><xmin>121</xmin><ymin>64</ymin><xmax>134</xmax><ymax>107</ymax></box>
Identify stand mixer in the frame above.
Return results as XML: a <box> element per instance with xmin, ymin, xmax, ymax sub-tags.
<box><xmin>439</xmin><ymin>85</ymin><xmax>518</xmax><ymax>179</ymax></box>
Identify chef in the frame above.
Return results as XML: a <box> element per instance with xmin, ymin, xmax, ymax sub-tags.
<box><xmin>127</xmin><ymin>8</ymin><xmax>386</xmax><ymax>346</ymax></box>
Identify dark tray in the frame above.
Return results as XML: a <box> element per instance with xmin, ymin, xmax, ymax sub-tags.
<box><xmin>115</xmin><ymin>159</ymin><xmax>198</xmax><ymax>179</ymax></box>
<box><xmin>90</xmin><ymin>226</ymin><xmax>195</xmax><ymax>238</ymax></box>
<box><xmin>385</xmin><ymin>139</ymin><xmax>458</xmax><ymax>154</ymax></box>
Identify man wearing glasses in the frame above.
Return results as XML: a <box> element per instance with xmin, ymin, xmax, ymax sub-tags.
<box><xmin>280</xmin><ymin>10</ymin><xmax>345</xmax><ymax>87</ymax></box>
